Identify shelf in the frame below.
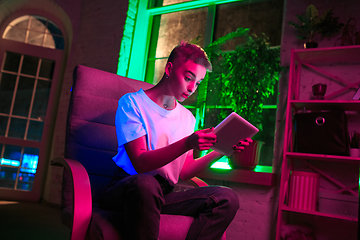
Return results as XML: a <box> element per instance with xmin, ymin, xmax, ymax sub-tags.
<box><xmin>276</xmin><ymin>46</ymin><xmax>360</xmax><ymax>240</ymax></box>
<box><xmin>285</xmin><ymin>152</ymin><xmax>360</xmax><ymax>164</ymax></box>
<box><xmin>281</xmin><ymin>205</ymin><xmax>358</xmax><ymax>222</ymax></box>
<box><xmin>293</xmin><ymin>45</ymin><xmax>360</xmax><ymax>65</ymax></box>
<box><xmin>290</xmin><ymin>100</ymin><xmax>360</xmax><ymax>111</ymax></box>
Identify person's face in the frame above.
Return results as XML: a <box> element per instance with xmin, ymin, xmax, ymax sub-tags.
<box><xmin>167</xmin><ymin>60</ymin><xmax>207</xmax><ymax>102</ymax></box>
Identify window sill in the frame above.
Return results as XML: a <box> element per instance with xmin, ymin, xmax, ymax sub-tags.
<box><xmin>197</xmin><ymin>166</ymin><xmax>276</xmax><ymax>186</ymax></box>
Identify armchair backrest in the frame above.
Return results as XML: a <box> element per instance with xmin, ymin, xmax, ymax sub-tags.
<box><xmin>65</xmin><ymin>65</ymin><xmax>153</xmax><ymax>202</ymax></box>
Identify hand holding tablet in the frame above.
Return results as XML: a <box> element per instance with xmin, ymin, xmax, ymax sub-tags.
<box><xmin>211</xmin><ymin>112</ymin><xmax>259</xmax><ymax>156</ymax></box>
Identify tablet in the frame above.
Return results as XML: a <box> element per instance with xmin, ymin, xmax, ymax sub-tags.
<box><xmin>211</xmin><ymin>112</ymin><xmax>259</xmax><ymax>156</ymax></box>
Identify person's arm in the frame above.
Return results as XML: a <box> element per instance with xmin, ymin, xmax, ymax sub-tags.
<box><xmin>125</xmin><ymin>128</ymin><xmax>217</xmax><ymax>173</ymax></box>
<box><xmin>179</xmin><ymin>138</ymin><xmax>253</xmax><ymax>181</ymax></box>
<box><xmin>179</xmin><ymin>150</ymin><xmax>223</xmax><ymax>181</ymax></box>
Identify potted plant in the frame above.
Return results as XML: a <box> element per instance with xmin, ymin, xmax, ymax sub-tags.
<box><xmin>203</xmin><ymin>28</ymin><xmax>281</xmax><ymax>168</ymax></box>
<box><xmin>350</xmin><ymin>131</ymin><xmax>360</xmax><ymax>157</ymax></box>
<box><xmin>287</xmin><ymin>4</ymin><xmax>344</xmax><ymax>48</ymax></box>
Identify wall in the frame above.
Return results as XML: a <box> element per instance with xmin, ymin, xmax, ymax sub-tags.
<box><xmin>44</xmin><ymin>0</ymin><xmax>130</xmax><ymax>204</ymax></box>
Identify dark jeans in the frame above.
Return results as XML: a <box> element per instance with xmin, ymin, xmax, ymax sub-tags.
<box><xmin>99</xmin><ymin>167</ymin><xmax>239</xmax><ymax>240</ymax></box>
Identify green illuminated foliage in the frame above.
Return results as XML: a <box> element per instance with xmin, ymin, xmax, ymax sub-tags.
<box><xmin>205</xmin><ymin>28</ymin><xmax>281</xmax><ymax>131</ymax></box>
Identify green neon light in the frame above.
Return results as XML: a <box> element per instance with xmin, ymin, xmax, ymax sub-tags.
<box><xmin>254</xmin><ymin>165</ymin><xmax>273</xmax><ymax>173</ymax></box>
<box><xmin>210</xmin><ymin>161</ymin><xmax>232</xmax><ymax>169</ymax></box>
<box><xmin>209</xmin><ymin>155</ymin><xmax>273</xmax><ymax>173</ymax></box>
<box><xmin>210</xmin><ymin>156</ymin><xmax>232</xmax><ymax>169</ymax></box>
<box><xmin>210</xmin><ymin>159</ymin><xmax>273</xmax><ymax>173</ymax></box>
<box><xmin>148</xmin><ymin>0</ymin><xmax>245</xmax><ymax>15</ymax></box>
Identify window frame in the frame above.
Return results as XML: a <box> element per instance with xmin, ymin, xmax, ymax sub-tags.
<box><xmin>0</xmin><ymin>12</ymin><xmax>65</xmax><ymax>201</ymax></box>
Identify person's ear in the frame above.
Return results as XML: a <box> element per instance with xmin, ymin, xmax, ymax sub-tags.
<box><xmin>165</xmin><ymin>62</ymin><xmax>173</xmax><ymax>77</ymax></box>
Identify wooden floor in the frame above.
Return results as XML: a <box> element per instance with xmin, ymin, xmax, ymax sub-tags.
<box><xmin>0</xmin><ymin>201</ymin><xmax>70</xmax><ymax>240</ymax></box>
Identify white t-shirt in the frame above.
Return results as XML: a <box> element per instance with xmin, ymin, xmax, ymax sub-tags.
<box><xmin>113</xmin><ymin>89</ymin><xmax>196</xmax><ymax>185</ymax></box>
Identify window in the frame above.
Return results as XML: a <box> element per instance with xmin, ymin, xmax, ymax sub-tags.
<box><xmin>120</xmin><ymin>0</ymin><xmax>283</xmax><ymax>167</ymax></box>
<box><xmin>3</xmin><ymin>15</ymin><xmax>64</xmax><ymax>50</ymax></box>
<box><xmin>0</xmin><ymin>15</ymin><xmax>64</xmax><ymax>199</ymax></box>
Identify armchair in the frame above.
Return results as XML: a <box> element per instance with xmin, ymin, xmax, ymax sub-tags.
<box><xmin>52</xmin><ymin>65</ymin><xmax>224</xmax><ymax>240</ymax></box>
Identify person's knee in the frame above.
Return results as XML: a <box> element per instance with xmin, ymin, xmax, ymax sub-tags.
<box><xmin>129</xmin><ymin>174</ymin><xmax>164</xmax><ymax>207</ymax></box>
<box><xmin>131</xmin><ymin>174</ymin><xmax>162</xmax><ymax>197</ymax></box>
<box><xmin>217</xmin><ymin>187</ymin><xmax>239</xmax><ymax>211</ymax></box>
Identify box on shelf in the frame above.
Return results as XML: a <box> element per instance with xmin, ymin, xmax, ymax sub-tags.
<box><xmin>294</xmin><ymin>111</ymin><xmax>350</xmax><ymax>156</ymax></box>
<box><xmin>288</xmin><ymin>171</ymin><xmax>320</xmax><ymax>211</ymax></box>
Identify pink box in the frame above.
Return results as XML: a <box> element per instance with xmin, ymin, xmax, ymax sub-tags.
<box><xmin>288</xmin><ymin>171</ymin><xmax>320</xmax><ymax>211</ymax></box>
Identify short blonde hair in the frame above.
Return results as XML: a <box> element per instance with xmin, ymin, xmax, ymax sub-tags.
<box><xmin>167</xmin><ymin>42</ymin><xmax>212</xmax><ymax>72</ymax></box>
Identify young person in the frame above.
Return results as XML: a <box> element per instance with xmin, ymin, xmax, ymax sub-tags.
<box><xmin>99</xmin><ymin>42</ymin><xmax>251</xmax><ymax>240</ymax></box>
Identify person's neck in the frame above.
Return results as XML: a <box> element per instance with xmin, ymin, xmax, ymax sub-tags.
<box><xmin>145</xmin><ymin>82</ymin><xmax>176</xmax><ymax>110</ymax></box>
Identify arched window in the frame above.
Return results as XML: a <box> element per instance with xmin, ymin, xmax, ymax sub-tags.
<box><xmin>0</xmin><ymin>14</ymin><xmax>65</xmax><ymax>201</ymax></box>
<box><xmin>3</xmin><ymin>15</ymin><xmax>64</xmax><ymax>49</ymax></box>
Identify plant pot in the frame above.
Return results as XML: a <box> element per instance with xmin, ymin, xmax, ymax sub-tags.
<box><xmin>350</xmin><ymin>148</ymin><xmax>360</xmax><ymax>158</ymax></box>
<box><xmin>312</xmin><ymin>83</ymin><xmax>327</xmax><ymax>100</ymax></box>
<box><xmin>304</xmin><ymin>42</ymin><xmax>318</xmax><ymax>49</ymax></box>
<box><xmin>229</xmin><ymin>140</ymin><xmax>264</xmax><ymax>169</ymax></box>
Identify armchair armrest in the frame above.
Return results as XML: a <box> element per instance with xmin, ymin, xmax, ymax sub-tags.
<box><xmin>51</xmin><ymin>158</ymin><xmax>92</xmax><ymax>240</ymax></box>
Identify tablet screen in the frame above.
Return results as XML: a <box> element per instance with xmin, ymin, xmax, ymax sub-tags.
<box><xmin>211</xmin><ymin>112</ymin><xmax>259</xmax><ymax>156</ymax></box>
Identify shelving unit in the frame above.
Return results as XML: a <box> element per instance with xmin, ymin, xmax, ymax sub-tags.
<box><xmin>276</xmin><ymin>46</ymin><xmax>360</xmax><ymax>240</ymax></box>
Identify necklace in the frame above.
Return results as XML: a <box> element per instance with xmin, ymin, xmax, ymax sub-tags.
<box><xmin>163</xmin><ymin>103</ymin><xmax>168</xmax><ymax>109</ymax></box>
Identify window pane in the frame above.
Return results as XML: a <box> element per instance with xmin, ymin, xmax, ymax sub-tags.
<box><xmin>27</xmin><ymin>121</ymin><xmax>43</xmax><ymax>141</ymax></box>
<box><xmin>52</xmin><ymin>35</ymin><xmax>65</xmax><ymax>50</ymax></box>
<box><xmin>43</xmin><ymin>34</ymin><xmax>56</xmax><ymax>49</ymax></box>
<box><xmin>8</xmin><ymin>118</ymin><xmax>27</xmax><ymax>139</ymax></box>
<box><xmin>162</xmin><ymin>0</ymin><xmax>193</xmax><ymax>6</ymax></box>
<box><xmin>255</xmin><ymin>108</ymin><xmax>277</xmax><ymax>166</ymax></box>
<box><xmin>0</xmin><ymin>167</ymin><xmax>17</xmax><ymax>189</ymax></box>
<box><xmin>22</xmin><ymin>147</ymin><xmax>38</xmax><ymax>173</ymax></box>
<box><xmin>152</xmin><ymin>58</ymin><xmax>167</xmax><ymax>85</ymax></box>
<box><xmin>28</xmin><ymin>31</ymin><xmax>44</xmax><ymax>47</ymax></box>
<box><xmin>156</xmin><ymin>7</ymin><xmax>207</xmax><ymax>58</ymax></box>
<box><xmin>29</xmin><ymin>16</ymin><xmax>47</xmax><ymax>32</ymax></box>
<box><xmin>39</xmin><ymin>59</ymin><xmax>55</xmax><ymax>79</ymax></box>
<box><xmin>17</xmin><ymin>172</ymin><xmax>34</xmax><ymax>190</ymax></box>
<box><xmin>3</xmin><ymin>52</ymin><xmax>21</xmax><ymax>73</ymax></box>
<box><xmin>0</xmin><ymin>73</ymin><xmax>17</xmax><ymax>114</ymax></box>
<box><xmin>0</xmin><ymin>145</ymin><xmax>38</xmax><ymax>191</ymax></box>
<box><xmin>9</xmin><ymin>15</ymin><xmax>30</xmax><ymax>28</ymax></box>
<box><xmin>17</xmin><ymin>147</ymin><xmax>38</xmax><ymax>190</ymax></box>
<box><xmin>21</xmin><ymin>55</ymin><xmax>39</xmax><ymax>76</ymax></box>
<box><xmin>214</xmin><ymin>0</ymin><xmax>284</xmax><ymax>50</ymax></box>
<box><xmin>3</xmin><ymin>144</ymin><xmax>22</xmax><ymax>162</ymax></box>
<box><xmin>47</xmin><ymin>20</ymin><xmax>63</xmax><ymax>36</ymax></box>
<box><xmin>0</xmin><ymin>116</ymin><xmax>8</xmax><ymax>136</ymax></box>
<box><xmin>12</xmin><ymin>76</ymin><xmax>35</xmax><ymax>117</ymax></box>
<box><xmin>3</xmin><ymin>26</ymin><xmax>27</xmax><ymax>43</ymax></box>
<box><xmin>31</xmin><ymin>80</ymin><xmax>51</xmax><ymax>119</ymax></box>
